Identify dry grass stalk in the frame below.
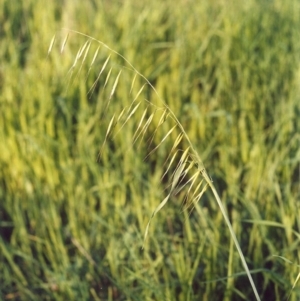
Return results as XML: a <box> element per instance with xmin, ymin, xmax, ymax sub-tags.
<box><xmin>49</xmin><ymin>29</ymin><xmax>262</xmax><ymax>301</ymax></box>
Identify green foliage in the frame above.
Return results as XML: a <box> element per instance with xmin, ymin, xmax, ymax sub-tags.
<box><xmin>0</xmin><ymin>0</ymin><xmax>299</xmax><ymax>300</ymax></box>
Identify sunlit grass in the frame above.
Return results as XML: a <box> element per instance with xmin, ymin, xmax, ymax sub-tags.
<box><xmin>0</xmin><ymin>0</ymin><xmax>299</xmax><ymax>300</ymax></box>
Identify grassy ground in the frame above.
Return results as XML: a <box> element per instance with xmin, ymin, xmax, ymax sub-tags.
<box><xmin>0</xmin><ymin>0</ymin><xmax>300</xmax><ymax>300</ymax></box>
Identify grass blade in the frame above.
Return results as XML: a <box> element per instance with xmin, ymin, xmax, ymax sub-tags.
<box><xmin>47</xmin><ymin>34</ymin><xmax>56</xmax><ymax>57</ymax></box>
<box><xmin>60</xmin><ymin>33</ymin><xmax>69</xmax><ymax>53</ymax></box>
<box><xmin>88</xmin><ymin>55</ymin><xmax>111</xmax><ymax>96</ymax></box>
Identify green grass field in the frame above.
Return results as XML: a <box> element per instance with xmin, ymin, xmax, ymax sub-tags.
<box><xmin>1</xmin><ymin>0</ymin><xmax>300</xmax><ymax>300</ymax></box>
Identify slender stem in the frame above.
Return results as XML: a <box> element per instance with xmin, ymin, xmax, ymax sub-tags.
<box><xmin>201</xmin><ymin>170</ymin><xmax>261</xmax><ymax>301</ymax></box>
<box><xmin>63</xmin><ymin>30</ymin><xmax>261</xmax><ymax>300</ymax></box>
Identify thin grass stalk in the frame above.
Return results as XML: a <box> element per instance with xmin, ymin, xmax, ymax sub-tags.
<box><xmin>54</xmin><ymin>29</ymin><xmax>262</xmax><ymax>301</ymax></box>
<box><xmin>201</xmin><ymin>170</ymin><xmax>261</xmax><ymax>301</ymax></box>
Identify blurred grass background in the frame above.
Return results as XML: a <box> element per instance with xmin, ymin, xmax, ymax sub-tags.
<box><xmin>0</xmin><ymin>0</ymin><xmax>300</xmax><ymax>300</ymax></box>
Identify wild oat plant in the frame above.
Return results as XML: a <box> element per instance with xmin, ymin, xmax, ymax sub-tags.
<box><xmin>49</xmin><ymin>29</ymin><xmax>262</xmax><ymax>301</ymax></box>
